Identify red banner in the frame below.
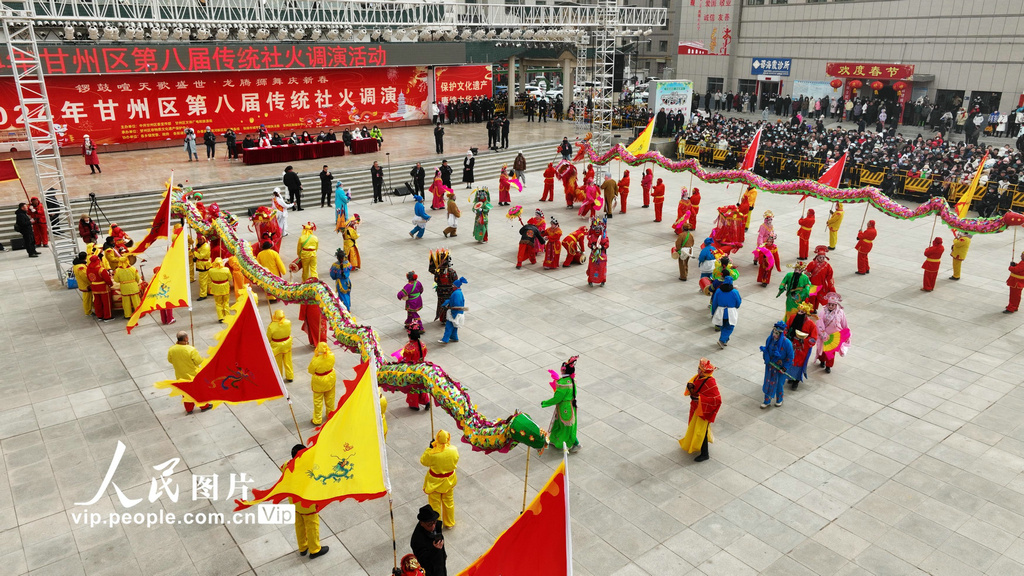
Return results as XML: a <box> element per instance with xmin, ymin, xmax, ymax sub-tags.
<box><xmin>434</xmin><ymin>65</ymin><xmax>493</xmax><ymax>105</ymax></box>
<box><xmin>0</xmin><ymin>66</ymin><xmax>430</xmax><ymax>145</ymax></box>
<box><xmin>826</xmin><ymin>62</ymin><xmax>914</xmax><ymax>80</ymax></box>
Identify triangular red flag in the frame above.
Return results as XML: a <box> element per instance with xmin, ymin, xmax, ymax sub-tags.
<box><xmin>458</xmin><ymin>450</ymin><xmax>572</xmax><ymax>576</ymax></box>
<box><xmin>128</xmin><ymin>184</ymin><xmax>173</xmax><ymax>255</ymax></box>
<box><xmin>155</xmin><ymin>289</ymin><xmax>286</xmax><ymax>407</ymax></box>
<box><xmin>741</xmin><ymin>127</ymin><xmax>763</xmax><ymax>172</ymax></box>
<box><xmin>0</xmin><ymin>158</ymin><xmax>20</xmax><ymax>183</ymax></box>
<box><xmin>818</xmin><ymin>152</ymin><xmax>847</xmax><ymax>189</ymax></box>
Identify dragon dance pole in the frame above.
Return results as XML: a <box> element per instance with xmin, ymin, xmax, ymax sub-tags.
<box><xmin>286</xmin><ymin>397</ymin><xmax>304</xmax><ymax>444</ymax></box>
<box><xmin>859</xmin><ymin>203</ymin><xmax>869</xmax><ymax>231</ymax></box>
<box><xmin>521</xmin><ymin>448</ymin><xmax>532</xmax><ymax>515</ymax></box>
<box><xmin>388</xmin><ymin>496</ymin><xmax>398</xmax><ymax>570</ymax></box>
<box><xmin>928</xmin><ymin>213</ymin><xmax>939</xmax><ymax>246</ymax></box>
<box><xmin>1014</xmin><ymin>228</ymin><xmax>1018</xmax><ymax>260</ymax></box>
<box><xmin>429</xmin><ymin>395</ymin><xmax>436</xmax><ymax>439</ymax></box>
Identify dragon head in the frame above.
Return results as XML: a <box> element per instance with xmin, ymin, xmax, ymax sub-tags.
<box><xmin>509</xmin><ymin>412</ymin><xmax>547</xmax><ymax>450</ymax></box>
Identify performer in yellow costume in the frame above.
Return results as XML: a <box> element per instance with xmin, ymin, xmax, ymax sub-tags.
<box><xmin>306</xmin><ymin>342</ymin><xmax>336</xmax><ymax>425</ymax></box>
<box><xmin>112</xmin><ymin>257</ymin><xmax>142</xmax><ymax>318</ymax></box>
<box><xmin>950</xmin><ymin>230</ymin><xmax>971</xmax><ymax>280</ymax></box>
<box><xmin>192</xmin><ymin>234</ymin><xmax>212</xmax><ymax>298</ymax></box>
<box><xmin>266</xmin><ymin>309</ymin><xmax>294</xmax><ymax>381</ymax></box>
<box><xmin>72</xmin><ymin>252</ymin><xmax>92</xmax><ymax>316</ymax></box>
<box><xmin>342</xmin><ymin>216</ymin><xmax>361</xmax><ymax>270</ymax></box>
<box><xmin>287</xmin><ymin>444</ymin><xmax>330</xmax><ymax>560</ymax></box>
<box><xmin>207</xmin><ymin>258</ymin><xmax>232</xmax><ymax>322</ymax></box>
<box><xmin>380</xmin><ymin>393</ymin><xmax>389</xmax><ymax>440</ymax></box>
<box><xmin>826</xmin><ymin>204</ymin><xmax>844</xmax><ymax>250</ymax></box>
<box><xmin>297</xmin><ymin>223</ymin><xmax>319</xmax><ymax>281</ymax></box>
<box><xmin>420</xmin><ymin>429</ymin><xmax>459</xmax><ymax>528</ymax></box>
<box><xmin>226</xmin><ymin>256</ymin><xmax>249</xmax><ymax>301</ymax></box>
<box><xmin>256</xmin><ymin>241</ymin><xmax>287</xmax><ymax>302</ymax></box>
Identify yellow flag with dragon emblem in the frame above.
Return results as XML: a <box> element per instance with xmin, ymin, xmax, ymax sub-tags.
<box><xmin>126</xmin><ymin>227</ymin><xmax>191</xmax><ymax>334</ymax></box>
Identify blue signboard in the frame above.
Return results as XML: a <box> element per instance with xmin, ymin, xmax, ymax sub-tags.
<box><xmin>751</xmin><ymin>58</ymin><xmax>791</xmax><ymax>77</ymax></box>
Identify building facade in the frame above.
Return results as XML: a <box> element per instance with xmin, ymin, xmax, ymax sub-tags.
<box><xmin>676</xmin><ymin>0</ymin><xmax>1024</xmax><ymax>114</ymax></box>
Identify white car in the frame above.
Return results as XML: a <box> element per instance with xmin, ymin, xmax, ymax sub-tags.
<box><xmin>546</xmin><ymin>89</ymin><xmax>563</xmax><ymax>99</ymax></box>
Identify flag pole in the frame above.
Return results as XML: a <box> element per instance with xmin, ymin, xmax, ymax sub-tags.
<box><xmin>1013</xmin><ymin>228</ymin><xmax>1018</xmax><ymax>260</ymax></box>
<box><xmin>859</xmin><ymin>203</ymin><xmax>869</xmax><ymax>231</ymax></box>
<box><xmin>521</xmin><ymin>447</ymin><xmax>532</xmax><ymax>514</ymax></box>
<box><xmin>429</xmin><ymin>396</ymin><xmax>435</xmax><ymax>439</ymax></box>
<box><xmin>388</xmin><ymin>496</ymin><xmax>398</xmax><ymax>570</ymax></box>
<box><xmin>188</xmin><ymin>309</ymin><xmax>195</xmax><ymax>345</ymax></box>
<box><xmin>287</xmin><ymin>397</ymin><xmax>304</xmax><ymax>444</ymax></box>
<box><xmin>928</xmin><ymin>212</ymin><xmax>939</xmax><ymax>247</ymax></box>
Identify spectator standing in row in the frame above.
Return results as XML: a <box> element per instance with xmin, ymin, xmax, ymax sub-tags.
<box><xmin>283</xmin><ymin>165</ymin><xmax>304</xmax><ymax>211</ymax></box>
<box><xmin>203</xmin><ymin>127</ymin><xmax>216</xmax><ymax>159</ymax></box>
<box><xmin>434</xmin><ymin>123</ymin><xmax>444</xmax><ymax>154</ymax></box>
<box><xmin>184</xmin><ymin>127</ymin><xmax>199</xmax><ymax>162</ymax></box>
<box><xmin>370</xmin><ymin>161</ymin><xmax>385</xmax><ymax>203</ymax></box>
<box><xmin>223</xmin><ymin>129</ymin><xmax>238</xmax><ymax>160</ymax></box>
<box><xmin>83</xmin><ymin>134</ymin><xmax>101</xmax><ymax>174</ymax></box>
<box><xmin>410</xmin><ymin>162</ymin><xmax>426</xmax><ymax>196</ymax></box>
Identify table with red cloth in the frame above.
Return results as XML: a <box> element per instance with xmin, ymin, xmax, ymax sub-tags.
<box><xmin>349</xmin><ymin>138</ymin><xmax>380</xmax><ymax>154</ymax></box>
<box><xmin>241</xmin><ymin>141</ymin><xmax>346</xmax><ymax>165</ymax></box>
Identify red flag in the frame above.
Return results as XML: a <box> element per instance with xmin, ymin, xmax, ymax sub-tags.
<box><xmin>155</xmin><ymin>289</ymin><xmax>286</xmax><ymax>407</ymax></box>
<box><xmin>458</xmin><ymin>450</ymin><xmax>572</xmax><ymax>576</ymax></box>
<box><xmin>128</xmin><ymin>184</ymin><xmax>173</xmax><ymax>255</ymax></box>
<box><xmin>818</xmin><ymin>152</ymin><xmax>847</xmax><ymax>189</ymax></box>
<box><xmin>0</xmin><ymin>158</ymin><xmax>20</xmax><ymax>183</ymax></box>
<box><xmin>741</xmin><ymin>127</ymin><xmax>763</xmax><ymax>172</ymax></box>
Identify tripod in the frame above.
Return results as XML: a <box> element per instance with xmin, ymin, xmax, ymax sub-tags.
<box><xmin>88</xmin><ymin>193</ymin><xmax>110</xmax><ymax>228</ymax></box>
<box><xmin>385</xmin><ymin>152</ymin><xmax>394</xmax><ymax>205</ymax></box>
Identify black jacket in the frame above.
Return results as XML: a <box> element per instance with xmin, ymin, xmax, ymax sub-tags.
<box><xmin>319</xmin><ymin>169</ymin><xmax>333</xmax><ymax>192</ymax></box>
<box><xmin>410</xmin><ymin>523</ymin><xmax>446</xmax><ymax>576</ymax></box>
<box><xmin>370</xmin><ymin>166</ymin><xmax>384</xmax><ymax>184</ymax></box>
<box><xmin>410</xmin><ymin>166</ymin><xmax>425</xmax><ymax>184</ymax></box>
<box><xmin>439</xmin><ymin>164</ymin><xmax>453</xmax><ymax>187</ymax></box>
<box><xmin>15</xmin><ymin>208</ymin><xmax>32</xmax><ymax>235</ymax></box>
<box><xmin>283</xmin><ymin>171</ymin><xmax>302</xmax><ymax>193</ymax></box>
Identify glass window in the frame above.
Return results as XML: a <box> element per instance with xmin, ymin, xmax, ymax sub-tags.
<box><xmin>658</xmin><ymin>40</ymin><xmax>668</xmax><ymax>52</ymax></box>
<box><xmin>770</xmin><ymin>0</ymin><xmax>788</xmax><ymax>4</ymax></box>
<box><xmin>707</xmin><ymin>77</ymin><xmax>724</xmax><ymax>93</ymax></box>
<box><xmin>747</xmin><ymin>0</ymin><xmax>765</xmax><ymax>5</ymax></box>
<box><xmin>738</xmin><ymin>79</ymin><xmax>757</xmax><ymax>94</ymax></box>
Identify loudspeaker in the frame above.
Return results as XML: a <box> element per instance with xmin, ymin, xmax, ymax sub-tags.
<box><xmin>247</xmin><ymin>206</ymin><xmax>260</xmax><ymax>218</ymax></box>
<box><xmin>9</xmin><ymin>236</ymin><xmax>24</xmax><ymax>251</ymax></box>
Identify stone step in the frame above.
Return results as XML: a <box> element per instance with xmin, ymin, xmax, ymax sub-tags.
<box><xmin>0</xmin><ymin>141</ymin><xmax>565</xmax><ymax>245</ymax></box>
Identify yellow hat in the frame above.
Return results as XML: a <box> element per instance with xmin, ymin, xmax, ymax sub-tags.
<box><xmin>272</xmin><ymin>310</ymin><xmax>286</xmax><ymax>323</ymax></box>
<box><xmin>314</xmin><ymin>342</ymin><xmax>332</xmax><ymax>357</ymax></box>
<box><xmin>431</xmin><ymin>430</ymin><xmax>450</xmax><ymax>453</ymax></box>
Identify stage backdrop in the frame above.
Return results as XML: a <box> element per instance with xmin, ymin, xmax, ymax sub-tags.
<box><xmin>0</xmin><ymin>66</ymin><xmax>431</xmax><ymax>145</ymax></box>
<box><xmin>434</xmin><ymin>65</ymin><xmax>492</xmax><ymax>105</ymax></box>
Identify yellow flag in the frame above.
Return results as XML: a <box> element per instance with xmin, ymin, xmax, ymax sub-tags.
<box><xmin>625</xmin><ymin>118</ymin><xmax>654</xmax><ymax>156</ymax></box>
<box><xmin>234</xmin><ymin>361</ymin><xmax>389</xmax><ymax>511</ymax></box>
<box><xmin>955</xmin><ymin>152</ymin><xmax>989</xmax><ymax>219</ymax></box>
<box><xmin>126</xmin><ymin>228</ymin><xmax>191</xmax><ymax>333</ymax></box>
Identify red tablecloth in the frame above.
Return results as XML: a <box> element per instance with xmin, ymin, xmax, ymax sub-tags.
<box><xmin>350</xmin><ymin>138</ymin><xmax>380</xmax><ymax>154</ymax></box>
<box><xmin>241</xmin><ymin>141</ymin><xmax>346</xmax><ymax>165</ymax></box>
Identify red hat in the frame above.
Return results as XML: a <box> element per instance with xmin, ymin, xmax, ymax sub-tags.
<box><xmin>698</xmin><ymin>358</ymin><xmax>716</xmax><ymax>373</ymax></box>
<box><xmin>814</xmin><ymin>245</ymin><xmax>829</xmax><ymax>256</ymax></box>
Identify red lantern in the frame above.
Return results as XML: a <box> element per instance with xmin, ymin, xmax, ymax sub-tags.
<box><xmin>870</xmin><ymin>81</ymin><xmax>884</xmax><ymax>91</ymax></box>
<box><xmin>830</xmin><ymin>79</ymin><xmax>843</xmax><ymax>92</ymax></box>
<box><xmin>848</xmin><ymin>79</ymin><xmax>863</xmax><ymax>89</ymax></box>
<box><xmin>893</xmin><ymin>81</ymin><xmax>907</xmax><ymax>92</ymax></box>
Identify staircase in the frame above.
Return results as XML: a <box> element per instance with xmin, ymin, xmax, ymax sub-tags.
<box><xmin>0</xmin><ymin>141</ymin><xmax>564</xmax><ymax>247</ymax></box>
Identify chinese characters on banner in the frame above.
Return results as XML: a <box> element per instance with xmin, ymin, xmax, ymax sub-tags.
<box><xmin>825</xmin><ymin>62</ymin><xmax>915</xmax><ymax>80</ymax></box>
<box><xmin>0</xmin><ymin>66</ymin><xmax>432</xmax><ymax>145</ymax></box>
<box><xmin>434</xmin><ymin>65</ymin><xmax>493</xmax><ymax>105</ymax></box>
<box><xmin>751</xmin><ymin>58</ymin><xmax>792</xmax><ymax>77</ymax></box>
<box><xmin>683</xmin><ymin>0</ymin><xmax>734</xmax><ymax>56</ymax></box>
<box><xmin>28</xmin><ymin>44</ymin><xmax>391</xmax><ymax>76</ymax></box>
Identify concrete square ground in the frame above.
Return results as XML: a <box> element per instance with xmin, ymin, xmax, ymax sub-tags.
<box><xmin>2</xmin><ymin>118</ymin><xmax>1023</xmax><ymax>576</ymax></box>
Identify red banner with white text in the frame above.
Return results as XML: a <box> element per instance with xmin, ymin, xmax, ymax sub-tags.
<box><xmin>0</xmin><ymin>66</ymin><xmax>431</xmax><ymax>145</ymax></box>
<box><xmin>434</xmin><ymin>65</ymin><xmax>493</xmax><ymax>105</ymax></box>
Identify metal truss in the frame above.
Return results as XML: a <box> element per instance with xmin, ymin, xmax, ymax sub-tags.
<box><xmin>2</xmin><ymin>10</ymin><xmax>76</xmax><ymax>281</ymax></box>
<box><xmin>589</xmin><ymin>0</ymin><xmax>617</xmax><ymax>154</ymax></box>
<box><xmin>28</xmin><ymin>0</ymin><xmax>666</xmax><ymax>32</ymax></box>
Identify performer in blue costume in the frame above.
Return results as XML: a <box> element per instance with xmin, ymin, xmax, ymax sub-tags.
<box><xmin>710</xmin><ymin>275</ymin><xmax>741</xmax><ymax>347</ymax></box>
<box><xmin>439</xmin><ymin>277</ymin><xmax>468</xmax><ymax>344</ymax></box>
<box><xmin>329</xmin><ymin>248</ymin><xmax>352</xmax><ymax>310</ymax></box>
<box><xmin>410</xmin><ymin>195</ymin><xmax>431</xmax><ymax>239</ymax></box>
<box><xmin>697</xmin><ymin>237</ymin><xmax>716</xmax><ymax>279</ymax></box>
<box><xmin>760</xmin><ymin>320</ymin><xmax>794</xmax><ymax>408</ymax></box>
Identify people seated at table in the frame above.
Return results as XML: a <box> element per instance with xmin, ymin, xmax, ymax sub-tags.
<box><xmin>288</xmin><ymin>132</ymin><xmax>300</xmax><ymax>145</ymax></box>
<box><xmin>301</xmin><ymin>131</ymin><xmax>314</xmax><ymax>143</ymax></box>
<box><xmin>370</xmin><ymin>125</ymin><xmax>383</xmax><ymax>144</ymax></box>
<box><xmin>242</xmin><ymin>135</ymin><xmax>255</xmax><ymax>149</ymax></box>
<box><xmin>326</xmin><ymin>130</ymin><xmax>337</xmax><ymax>142</ymax></box>
<box><xmin>270</xmin><ymin>132</ymin><xmax>284</xmax><ymax>146</ymax></box>
<box><xmin>342</xmin><ymin>129</ymin><xmax>353</xmax><ymax>150</ymax></box>
<box><xmin>360</xmin><ymin>125</ymin><xmax>370</xmax><ymax>138</ymax></box>
<box><xmin>316</xmin><ymin>131</ymin><xmax>328</xmax><ymax>142</ymax></box>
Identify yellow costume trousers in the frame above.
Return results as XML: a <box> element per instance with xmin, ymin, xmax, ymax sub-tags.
<box><xmin>214</xmin><ymin>295</ymin><xmax>230</xmax><ymax>320</ymax></box>
<box><xmin>828</xmin><ymin>229</ymin><xmax>839</xmax><ymax>249</ymax></box>
<box><xmin>300</xmin><ymin>255</ymin><xmax>318</xmax><ymax>281</ymax></box>
<box><xmin>275</xmin><ymin>351</ymin><xmax>294</xmax><ymax>380</ymax></box>
<box><xmin>952</xmin><ymin>259</ymin><xmax>963</xmax><ymax>279</ymax></box>
<box><xmin>312</xmin><ymin>387</ymin><xmax>336</xmax><ymax>425</ymax></box>
<box><xmin>678</xmin><ymin>415</ymin><xmax>713</xmax><ymax>454</ymax></box>
<box><xmin>190</xmin><ymin>261</ymin><xmax>195</xmax><ymax>283</ymax></box>
<box><xmin>121</xmin><ymin>294</ymin><xmax>140</xmax><ymax>318</ymax></box>
<box><xmin>80</xmin><ymin>291</ymin><xmax>93</xmax><ymax>316</ymax></box>
<box><xmin>197</xmin><ymin>270</ymin><xmax>210</xmax><ymax>297</ymax></box>
<box><xmin>427</xmin><ymin>490</ymin><xmax>455</xmax><ymax>528</ymax></box>
<box><xmin>294</xmin><ymin>512</ymin><xmax>321</xmax><ymax>554</ymax></box>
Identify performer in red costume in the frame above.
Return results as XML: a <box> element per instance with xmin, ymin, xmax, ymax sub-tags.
<box><xmin>640</xmin><ymin>168</ymin><xmax>653</xmax><ymax>208</ymax></box>
<box><xmin>805</xmin><ymin>246</ymin><xmax>836</xmax><ymax>311</ymax></box>
<box><xmin>562</xmin><ymin>226</ymin><xmax>586</xmax><ymax>267</ymax></box>
<box><xmin>728</xmin><ymin>202</ymin><xmax>748</xmax><ymax>247</ymax></box>
<box><xmin>678</xmin><ymin>358</ymin><xmax>721</xmax><ymax>462</ymax></box>
<box><xmin>796</xmin><ymin>209</ymin><xmax>816</xmax><ymax>260</ymax></box>
<box><xmin>1006</xmin><ymin>251</ymin><xmax>1024</xmax><ymax>313</ymax></box>
<box><xmin>28</xmin><ymin>197</ymin><xmax>48</xmax><ymax>247</ymax></box>
<box><xmin>543</xmin><ymin>217</ymin><xmax>563</xmax><ymax>269</ymax></box>
<box><xmin>541</xmin><ymin>162</ymin><xmax>555</xmax><ymax>202</ymax></box>
<box><xmin>921</xmin><ymin>237</ymin><xmax>943</xmax><ymax>292</ymax></box>
<box><xmin>298</xmin><ymin>303</ymin><xmax>328</xmax><ymax>347</ymax></box>
<box><xmin>86</xmin><ymin>255</ymin><xmax>113</xmax><ymax>320</ymax></box>
<box><xmin>561</xmin><ymin>163</ymin><xmax>578</xmax><ymax>208</ymax></box>
<box><xmin>754</xmin><ymin>234</ymin><xmax>782</xmax><ymax>287</ymax></box>
<box><xmin>652</xmin><ymin>178</ymin><xmax>666</xmax><ymax>222</ymax></box>
<box><xmin>854</xmin><ymin>220</ymin><xmax>877</xmax><ymax>275</ymax></box>
<box><xmin>617</xmin><ymin>170</ymin><xmax>630</xmax><ymax>213</ymax></box>
<box><xmin>785</xmin><ymin>302</ymin><xmax>818</xmax><ymax>389</ymax></box>
<box><xmin>401</xmin><ymin>319</ymin><xmax>431</xmax><ymax>409</ymax></box>
<box><xmin>688</xmin><ymin>187</ymin><xmax>701</xmax><ymax>230</ymax></box>
<box><xmin>586</xmin><ymin>219</ymin><xmax>609</xmax><ymax>286</ymax></box>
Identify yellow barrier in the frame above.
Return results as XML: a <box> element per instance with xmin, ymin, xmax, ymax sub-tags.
<box><xmin>904</xmin><ymin>178</ymin><xmax>932</xmax><ymax>193</ymax></box>
<box><xmin>860</xmin><ymin>169</ymin><xmax>884</xmax><ymax>186</ymax></box>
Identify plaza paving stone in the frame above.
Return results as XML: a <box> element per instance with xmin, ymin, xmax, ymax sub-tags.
<box><xmin>1</xmin><ymin>118</ymin><xmax>1023</xmax><ymax>575</ymax></box>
